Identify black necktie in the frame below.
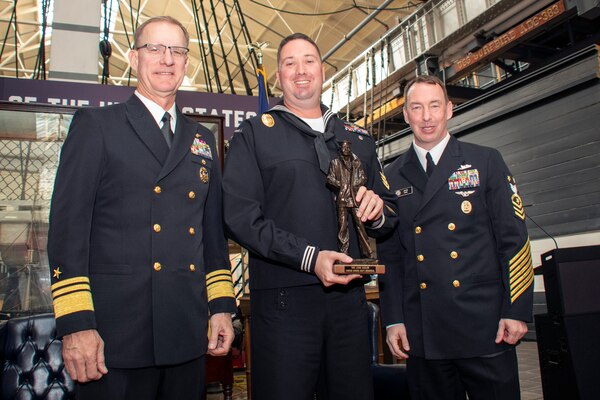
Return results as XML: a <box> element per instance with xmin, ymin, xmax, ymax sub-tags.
<box><xmin>426</xmin><ymin>152</ymin><xmax>435</xmax><ymax>178</ymax></box>
<box><xmin>315</xmin><ymin>131</ymin><xmax>335</xmax><ymax>174</ymax></box>
<box><xmin>161</xmin><ymin>112</ymin><xmax>174</xmax><ymax>148</ymax></box>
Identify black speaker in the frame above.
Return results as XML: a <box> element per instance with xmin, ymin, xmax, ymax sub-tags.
<box><xmin>541</xmin><ymin>246</ymin><xmax>600</xmax><ymax>316</ymax></box>
<box><xmin>536</xmin><ymin>313</ymin><xmax>600</xmax><ymax>400</ymax></box>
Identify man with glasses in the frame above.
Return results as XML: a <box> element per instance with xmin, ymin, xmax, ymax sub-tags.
<box><xmin>47</xmin><ymin>16</ymin><xmax>235</xmax><ymax>399</ymax></box>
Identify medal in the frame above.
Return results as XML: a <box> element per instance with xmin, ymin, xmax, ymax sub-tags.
<box><xmin>200</xmin><ymin>167</ymin><xmax>209</xmax><ymax>184</ymax></box>
<box><xmin>461</xmin><ymin>200</ymin><xmax>472</xmax><ymax>214</ymax></box>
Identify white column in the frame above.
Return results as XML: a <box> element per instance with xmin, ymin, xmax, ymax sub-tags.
<box><xmin>49</xmin><ymin>0</ymin><xmax>101</xmax><ymax>82</ymax></box>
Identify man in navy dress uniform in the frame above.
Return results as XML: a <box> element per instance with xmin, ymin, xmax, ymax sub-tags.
<box><xmin>223</xmin><ymin>33</ymin><xmax>397</xmax><ymax>400</ymax></box>
<box><xmin>377</xmin><ymin>75</ymin><xmax>534</xmax><ymax>399</ymax></box>
<box><xmin>47</xmin><ymin>16</ymin><xmax>236</xmax><ymax>399</ymax></box>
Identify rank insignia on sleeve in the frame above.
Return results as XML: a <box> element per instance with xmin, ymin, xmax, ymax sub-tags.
<box><xmin>448</xmin><ymin>169</ymin><xmax>480</xmax><ymax>191</ymax></box>
<box><xmin>508</xmin><ymin>176</ymin><xmax>526</xmax><ymax>220</ymax></box>
<box><xmin>261</xmin><ymin>114</ymin><xmax>275</xmax><ymax>127</ymax></box>
<box><xmin>191</xmin><ymin>138</ymin><xmax>212</xmax><ymax>159</ymax></box>
<box><xmin>396</xmin><ymin>186</ymin><xmax>413</xmax><ymax>197</ymax></box>
<box><xmin>380</xmin><ymin>171</ymin><xmax>390</xmax><ymax>190</ymax></box>
<box><xmin>512</xmin><ymin>194</ymin><xmax>525</xmax><ymax>220</ymax></box>
<box><xmin>53</xmin><ymin>267</ymin><xmax>62</xmax><ymax>279</ymax></box>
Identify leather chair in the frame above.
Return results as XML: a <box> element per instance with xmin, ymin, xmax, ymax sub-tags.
<box><xmin>367</xmin><ymin>301</ymin><xmax>410</xmax><ymax>400</ymax></box>
<box><xmin>0</xmin><ymin>313</ymin><xmax>75</xmax><ymax>399</ymax></box>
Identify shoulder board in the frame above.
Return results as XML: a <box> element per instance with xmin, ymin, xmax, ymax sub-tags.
<box><xmin>343</xmin><ymin>123</ymin><xmax>371</xmax><ymax>137</ymax></box>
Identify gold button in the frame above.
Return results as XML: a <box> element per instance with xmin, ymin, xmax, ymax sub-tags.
<box><xmin>450</xmin><ymin>251</ymin><xmax>458</xmax><ymax>259</ymax></box>
<box><xmin>189</xmin><ymin>227</ymin><xmax>196</xmax><ymax>235</ymax></box>
<box><xmin>201</xmin><ymin>159</ymin><xmax>207</xmax><ymax>165</ymax></box>
<box><xmin>415</xmin><ymin>226</ymin><xmax>422</xmax><ymax>234</ymax></box>
<box><xmin>453</xmin><ymin>280</ymin><xmax>460</xmax><ymax>288</ymax></box>
<box><xmin>417</xmin><ymin>254</ymin><xmax>424</xmax><ymax>262</ymax></box>
<box><xmin>153</xmin><ymin>224</ymin><xmax>161</xmax><ymax>233</ymax></box>
<box><xmin>153</xmin><ymin>262</ymin><xmax>162</xmax><ymax>271</ymax></box>
<box><xmin>189</xmin><ymin>264</ymin><xmax>196</xmax><ymax>272</ymax></box>
<box><xmin>448</xmin><ymin>223</ymin><xmax>456</xmax><ymax>231</ymax></box>
<box><xmin>154</xmin><ymin>186</ymin><xmax>161</xmax><ymax>194</ymax></box>
<box><xmin>188</xmin><ymin>191</ymin><xmax>196</xmax><ymax>199</ymax></box>
<box><xmin>420</xmin><ymin>282</ymin><xmax>427</xmax><ymax>290</ymax></box>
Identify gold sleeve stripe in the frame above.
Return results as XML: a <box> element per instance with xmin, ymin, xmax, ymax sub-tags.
<box><xmin>207</xmin><ymin>281</ymin><xmax>235</xmax><ymax>302</ymax></box>
<box><xmin>206</xmin><ymin>269</ymin><xmax>234</xmax><ymax>301</ymax></box>
<box><xmin>511</xmin><ymin>264</ymin><xmax>533</xmax><ymax>293</ymax></box>
<box><xmin>53</xmin><ymin>290</ymin><xmax>94</xmax><ymax>319</ymax></box>
<box><xmin>52</xmin><ymin>284</ymin><xmax>91</xmax><ymax>299</ymax></box>
<box><xmin>511</xmin><ymin>267</ymin><xmax>534</xmax><ymax>303</ymax></box>
<box><xmin>206</xmin><ymin>269</ymin><xmax>233</xmax><ymax>284</ymax></box>
<box><xmin>509</xmin><ymin>250</ymin><xmax>531</xmax><ymax>279</ymax></box>
<box><xmin>51</xmin><ymin>276</ymin><xmax>90</xmax><ymax>291</ymax></box>
<box><xmin>509</xmin><ymin>239</ymin><xmax>534</xmax><ymax>303</ymax></box>
<box><xmin>509</xmin><ymin>239</ymin><xmax>531</xmax><ymax>272</ymax></box>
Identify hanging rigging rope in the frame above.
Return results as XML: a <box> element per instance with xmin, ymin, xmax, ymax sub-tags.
<box><xmin>0</xmin><ymin>0</ymin><xmax>19</xmax><ymax>77</ymax></box>
<box><xmin>33</xmin><ymin>0</ymin><xmax>50</xmax><ymax>79</ymax></box>
<box><xmin>330</xmin><ymin>81</ymin><xmax>336</xmax><ymax>110</ymax></box>
<box><xmin>221</xmin><ymin>0</ymin><xmax>252</xmax><ymax>95</ymax></box>
<box><xmin>369</xmin><ymin>47</ymin><xmax>376</xmax><ymax>134</ymax></box>
<box><xmin>346</xmin><ymin>66</ymin><xmax>353</xmax><ymax>121</ymax></box>
<box><xmin>199</xmin><ymin>0</ymin><xmax>223</xmax><ymax>93</ymax></box>
<box><xmin>100</xmin><ymin>0</ymin><xmax>113</xmax><ymax>84</ymax></box>
<box><xmin>191</xmin><ymin>0</ymin><xmax>213</xmax><ymax>91</ymax></box>
<box><xmin>208</xmin><ymin>0</ymin><xmax>235</xmax><ymax>94</ymax></box>
<box><xmin>363</xmin><ymin>51</ymin><xmax>369</xmax><ymax>126</ymax></box>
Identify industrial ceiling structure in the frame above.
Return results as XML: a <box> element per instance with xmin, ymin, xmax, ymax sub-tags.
<box><xmin>0</xmin><ymin>0</ymin><xmax>423</xmax><ymax>96</ymax></box>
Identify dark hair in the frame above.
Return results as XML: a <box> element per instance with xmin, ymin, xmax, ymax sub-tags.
<box><xmin>404</xmin><ymin>75</ymin><xmax>449</xmax><ymax>103</ymax></box>
<box><xmin>133</xmin><ymin>16</ymin><xmax>190</xmax><ymax>49</ymax></box>
<box><xmin>277</xmin><ymin>33</ymin><xmax>322</xmax><ymax>65</ymax></box>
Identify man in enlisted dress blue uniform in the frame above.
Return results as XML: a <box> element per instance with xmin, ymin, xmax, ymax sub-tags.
<box><xmin>47</xmin><ymin>16</ymin><xmax>236</xmax><ymax>399</ymax></box>
<box><xmin>377</xmin><ymin>75</ymin><xmax>534</xmax><ymax>399</ymax></box>
<box><xmin>222</xmin><ymin>33</ymin><xmax>398</xmax><ymax>400</ymax></box>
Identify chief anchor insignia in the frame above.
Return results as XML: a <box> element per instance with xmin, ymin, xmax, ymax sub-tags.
<box><xmin>326</xmin><ymin>140</ymin><xmax>385</xmax><ymax>275</ymax></box>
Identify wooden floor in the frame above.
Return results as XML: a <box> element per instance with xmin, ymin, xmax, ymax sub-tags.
<box><xmin>207</xmin><ymin>341</ymin><xmax>543</xmax><ymax>400</ymax></box>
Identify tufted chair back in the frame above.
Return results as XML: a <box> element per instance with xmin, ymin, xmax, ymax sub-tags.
<box><xmin>0</xmin><ymin>313</ymin><xmax>74</xmax><ymax>400</ymax></box>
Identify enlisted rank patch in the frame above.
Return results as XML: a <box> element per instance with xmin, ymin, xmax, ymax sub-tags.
<box><xmin>261</xmin><ymin>114</ymin><xmax>275</xmax><ymax>127</ymax></box>
<box><xmin>512</xmin><ymin>194</ymin><xmax>525</xmax><ymax>220</ymax></box>
<box><xmin>199</xmin><ymin>167</ymin><xmax>209</xmax><ymax>184</ymax></box>
<box><xmin>191</xmin><ymin>138</ymin><xmax>212</xmax><ymax>159</ymax></box>
<box><xmin>396</xmin><ymin>186</ymin><xmax>413</xmax><ymax>197</ymax></box>
<box><xmin>448</xmin><ymin>169</ymin><xmax>480</xmax><ymax>191</ymax></box>
<box><xmin>380</xmin><ymin>171</ymin><xmax>390</xmax><ymax>190</ymax></box>
<box><xmin>53</xmin><ymin>267</ymin><xmax>62</xmax><ymax>279</ymax></box>
<box><xmin>508</xmin><ymin>176</ymin><xmax>525</xmax><ymax>220</ymax></box>
<box><xmin>343</xmin><ymin>123</ymin><xmax>370</xmax><ymax>137</ymax></box>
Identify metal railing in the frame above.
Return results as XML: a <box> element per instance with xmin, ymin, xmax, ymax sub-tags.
<box><xmin>322</xmin><ymin>0</ymin><xmax>504</xmax><ymax>115</ymax></box>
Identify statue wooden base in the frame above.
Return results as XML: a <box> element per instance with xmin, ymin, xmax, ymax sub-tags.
<box><xmin>333</xmin><ymin>259</ymin><xmax>385</xmax><ymax>275</ymax></box>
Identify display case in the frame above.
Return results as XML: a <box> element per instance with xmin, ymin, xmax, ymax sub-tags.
<box><xmin>0</xmin><ymin>101</ymin><xmax>224</xmax><ymax>317</ymax></box>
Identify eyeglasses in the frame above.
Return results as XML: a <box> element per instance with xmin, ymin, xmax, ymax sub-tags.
<box><xmin>136</xmin><ymin>43</ymin><xmax>189</xmax><ymax>58</ymax></box>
